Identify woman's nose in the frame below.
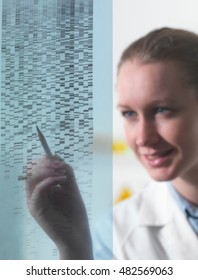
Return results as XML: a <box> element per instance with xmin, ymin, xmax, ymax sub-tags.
<box><xmin>135</xmin><ymin>119</ymin><xmax>160</xmax><ymax>147</ymax></box>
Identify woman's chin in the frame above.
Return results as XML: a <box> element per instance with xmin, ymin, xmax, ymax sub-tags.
<box><xmin>147</xmin><ymin>166</ymin><xmax>178</xmax><ymax>182</ymax></box>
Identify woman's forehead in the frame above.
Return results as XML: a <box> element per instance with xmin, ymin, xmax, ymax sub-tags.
<box><xmin>117</xmin><ymin>59</ymin><xmax>190</xmax><ymax>91</ymax></box>
<box><xmin>117</xmin><ymin>60</ymin><xmax>198</xmax><ymax>106</ymax></box>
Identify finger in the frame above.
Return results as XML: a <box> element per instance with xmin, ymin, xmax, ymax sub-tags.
<box><xmin>34</xmin><ymin>158</ymin><xmax>74</xmax><ymax>178</ymax></box>
<box><xmin>53</xmin><ymin>154</ymin><xmax>64</xmax><ymax>161</ymax></box>
<box><xmin>27</xmin><ymin>156</ymin><xmax>66</xmax><ymax>170</ymax></box>
<box><xmin>27</xmin><ymin>175</ymin><xmax>67</xmax><ymax>201</ymax></box>
<box><xmin>26</xmin><ymin>166</ymin><xmax>67</xmax><ymax>194</ymax></box>
<box><xmin>28</xmin><ymin>167</ymin><xmax>66</xmax><ymax>181</ymax></box>
<box><xmin>26</xmin><ymin>157</ymin><xmax>67</xmax><ymax>178</ymax></box>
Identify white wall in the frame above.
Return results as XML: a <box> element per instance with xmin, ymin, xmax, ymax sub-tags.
<box><xmin>113</xmin><ymin>0</ymin><xmax>198</xmax><ymax>198</ymax></box>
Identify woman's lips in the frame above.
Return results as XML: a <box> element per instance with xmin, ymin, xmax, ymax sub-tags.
<box><xmin>143</xmin><ymin>148</ymin><xmax>175</xmax><ymax>167</ymax></box>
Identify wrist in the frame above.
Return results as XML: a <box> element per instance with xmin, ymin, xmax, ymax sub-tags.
<box><xmin>57</xmin><ymin>242</ymin><xmax>94</xmax><ymax>260</ymax></box>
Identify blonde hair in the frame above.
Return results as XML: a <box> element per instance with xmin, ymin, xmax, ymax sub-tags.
<box><xmin>118</xmin><ymin>27</ymin><xmax>198</xmax><ymax>89</ymax></box>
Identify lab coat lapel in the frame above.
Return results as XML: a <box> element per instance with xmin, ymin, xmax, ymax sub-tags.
<box><xmin>139</xmin><ymin>181</ymin><xmax>198</xmax><ymax>259</ymax></box>
<box><xmin>138</xmin><ymin>181</ymin><xmax>172</xmax><ymax>227</ymax></box>
<box><xmin>159</xmin><ymin>200</ymin><xmax>198</xmax><ymax>259</ymax></box>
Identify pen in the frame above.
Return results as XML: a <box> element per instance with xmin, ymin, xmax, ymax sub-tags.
<box><xmin>36</xmin><ymin>126</ymin><xmax>54</xmax><ymax>159</ymax></box>
<box><xmin>18</xmin><ymin>126</ymin><xmax>54</xmax><ymax>181</ymax></box>
<box><xmin>36</xmin><ymin>126</ymin><xmax>61</xmax><ymax>188</ymax></box>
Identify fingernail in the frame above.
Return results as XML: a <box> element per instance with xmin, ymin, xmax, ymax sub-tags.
<box><xmin>54</xmin><ymin>184</ymin><xmax>62</xmax><ymax>190</ymax></box>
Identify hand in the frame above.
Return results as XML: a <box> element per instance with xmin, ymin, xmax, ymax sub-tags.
<box><xmin>25</xmin><ymin>155</ymin><xmax>93</xmax><ymax>259</ymax></box>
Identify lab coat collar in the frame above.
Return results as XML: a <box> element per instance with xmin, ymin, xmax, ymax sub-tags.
<box><xmin>138</xmin><ymin>181</ymin><xmax>174</xmax><ymax>227</ymax></box>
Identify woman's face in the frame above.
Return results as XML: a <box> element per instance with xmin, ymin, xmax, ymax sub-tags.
<box><xmin>117</xmin><ymin>59</ymin><xmax>198</xmax><ymax>182</ymax></box>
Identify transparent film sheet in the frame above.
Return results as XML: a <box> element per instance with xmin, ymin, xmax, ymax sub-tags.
<box><xmin>0</xmin><ymin>0</ymin><xmax>112</xmax><ymax>259</ymax></box>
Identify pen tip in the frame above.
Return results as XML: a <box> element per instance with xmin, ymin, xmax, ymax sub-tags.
<box><xmin>36</xmin><ymin>125</ymin><xmax>40</xmax><ymax>133</ymax></box>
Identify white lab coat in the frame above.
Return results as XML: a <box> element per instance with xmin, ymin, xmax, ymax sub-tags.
<box><xmin>113</xmin><ymin>181</ymin><xmax>198</xmax><ymax>259</ymax></box>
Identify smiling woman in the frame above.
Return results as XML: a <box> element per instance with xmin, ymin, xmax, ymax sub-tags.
<box><xmin>107</xmin><ymin>27</ymin><xmax>198</xmax><ymax>259</ymax></box>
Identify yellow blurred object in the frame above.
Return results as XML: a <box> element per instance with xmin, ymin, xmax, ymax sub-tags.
<box><xmin>114</xmin><ymin>187</ymin><xmax>133</xmax><ymax>204</ymax></box>
<box><xmin>113</xmin><ymin>140</ymin><xmax>128</xmax><ymax>154</ymax></box>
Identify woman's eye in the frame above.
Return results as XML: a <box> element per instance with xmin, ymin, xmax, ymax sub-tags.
<box><xmin>121</xmin><ymin>110</ymin><xmax>135</xmax><ymax>118</ymax></box>
<box><xmin>155</xmin><ymin>107</ymin><xmax>171</xmax><ymax>114</ymax></box>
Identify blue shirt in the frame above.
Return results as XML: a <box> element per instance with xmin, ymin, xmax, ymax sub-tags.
<box><xmin>168</xmin><ymin>182</ymin><xmax>198</xmax><ymax>235</ymax></box>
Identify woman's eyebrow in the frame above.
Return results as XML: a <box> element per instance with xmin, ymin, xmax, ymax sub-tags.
<box><xmin>117</xmin><ymin>104</ymin><xmax>132</xmax><ymax>110</ymax></box>
<box><xmin>117</xmin><ymin>97</ymin><xmax>175</xmax><ymax>108</ymax></box>
<box><xmin>149</xmin><ymin>97</ymin><xmax>176</xmax><ymax>105</ymax></box>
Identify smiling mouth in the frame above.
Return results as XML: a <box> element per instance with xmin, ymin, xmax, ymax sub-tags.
<box><xmin>143</xmin><ymin>148</ymin><xmax>175</xmax><ymax>167</ymax></box>
<box><xmin>145</xmin><ymin>148</ymin><xmax>174</xmax><ymax>158</ymax></box>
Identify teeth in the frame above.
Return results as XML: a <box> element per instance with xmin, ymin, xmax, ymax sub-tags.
<box><xmin>147</xmin><ymin>155</ymin><xmax>160</xmax><ymax>159</ymax></box>
<box><xmin>147</xmin><ymin>153</ymin><xmax>163</xmax><ymax>158</ymax></box>
<box><xmin>146</xmin><ymin>149</ymin><xmax>172</xmax><ymax>159</ymax></box>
